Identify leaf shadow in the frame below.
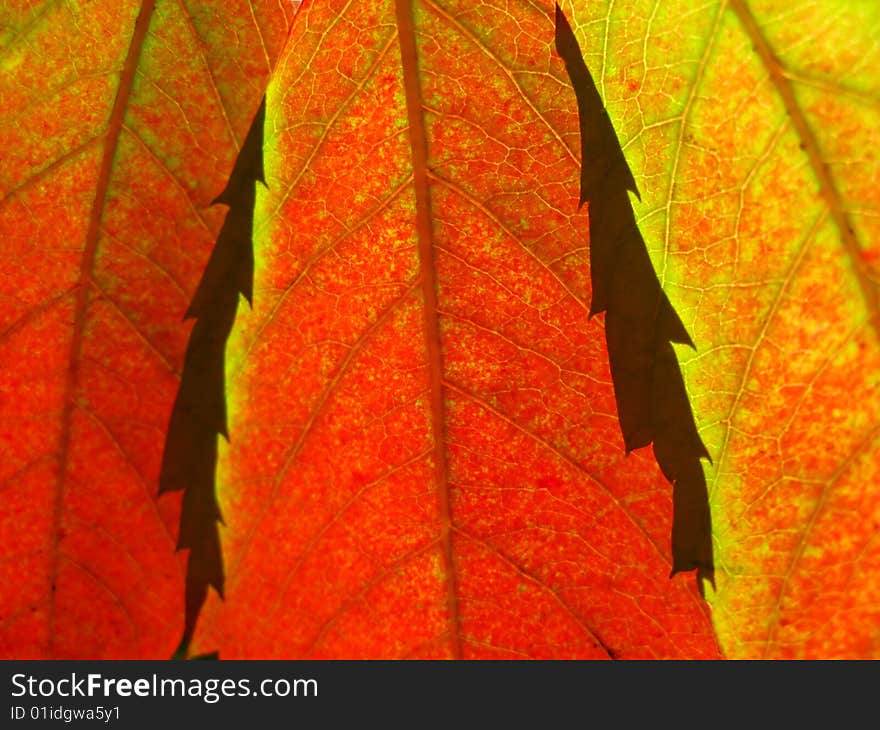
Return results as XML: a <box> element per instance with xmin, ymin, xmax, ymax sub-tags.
<box><xmin>159</xmin><ymin>98</ymin><xmax>267</xmax><ymax>652</ymax></box>
<box><xmin>555</xmin><ymin>5</ymin><xmax>713</xmax><ymax>586</ymax></box>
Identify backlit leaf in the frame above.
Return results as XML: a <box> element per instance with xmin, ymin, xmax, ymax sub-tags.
<box><xmin>189</xmin><ymin>0</ymin><xmax>719</xmax><ymax>659</ymax></box>
<box><xmin>3</xmin><ymin>0</ymin><xmax>878</xmax><ymax>660</ymax></box>
<box><xmin>0</xmin><ymin>0</ymin><xmax>294</xmax><ymax>658</ymax></box>
<box><xmin>562</xmin><ymin>0</ymin><xmax>880</xmax><ymax>658</ymax></box>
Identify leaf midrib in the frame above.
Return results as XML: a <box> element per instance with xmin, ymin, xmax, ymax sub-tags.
<box><xmin>702</xmin><ymin>0</ymin><xmax>880</xmax><ymax>658</ymax></box>
<box><xmin>730</xmin><ymin>0</ymin><xmax>880</xmax><ymax>329</ymax></box>
<box><xmin>395</xmin><ymin>0</ymin><xmax>462</xmax><ymax>660</ymax></box>
<box><xmin>50</xmin><ymin>0</ymin><xmax>158</xmax><ymax>654</ymax></box>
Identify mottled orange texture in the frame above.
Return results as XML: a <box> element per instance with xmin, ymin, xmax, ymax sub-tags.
<box><xmin>0</xmin><ymin>1</ymin><xmax>294</xmax><ymax>658</ymax></box>
<box><xmin>558</xmin><ymin>0</ymin><xmax>880</xmax><ymax>657</ymax></box>
<box><xmin>191</xmin><ymin>0</ymin><xmax>720</xmax><ymax>659</ymax></box>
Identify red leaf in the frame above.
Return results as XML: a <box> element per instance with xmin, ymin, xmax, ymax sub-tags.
<box><xmin>0</xmin><ymin>0</ymin><xmax>293</xmax><ymax>658</ymax></box>
<box><xmin>188</xmin><ymin>0</ymin><xmax>720</xmax><ymax>659</ymax></box>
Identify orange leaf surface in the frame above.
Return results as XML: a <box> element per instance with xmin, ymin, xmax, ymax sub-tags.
<box><xmin>0</xmin><ymin>1</ymin><xmax>294</xmax><ymax>658</ymax></box>
<box><xmin>4</xmin><ymin>0</ymin><xmax>878</xmax><ymax>661</ymax></box>
<box><xmin>559</xmin><ymin>0</ymin><xmax>880</xmax><ymax>657</ymax></box>
<box><xmin>189</xmin><ymin>0</ymin><xmax>720</xmax><ymax>659</ymax></box>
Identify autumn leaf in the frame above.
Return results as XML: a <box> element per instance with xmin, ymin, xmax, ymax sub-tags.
<box><xmin>0</xmin><ymin>1</ymin><xmax>294</xmax><ymax>658</ymax></box>
<box><xmin>560</xmin><ymin>0</ymin><xmax>880</xmax><ymax>658</ymax></box>
<box><xmin>3</xmin><ymin>0</ymin><xmax>878</xmax><ymax>661</ymax></box>
<box><xmin>183</xmin><ymin>0</ymin><xmax>719</xmax><ymax>660</ymax></box>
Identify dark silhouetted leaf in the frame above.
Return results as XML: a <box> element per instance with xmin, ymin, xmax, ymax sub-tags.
<box><xmin>555</xmin><ymin>4</ymin><xmax>712</xmax><ymax>582</ymax></box>
<box><xmin>160</xmin><ymin>99</ymin><xmax>267</xmax><ymax>648</ymax></box>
